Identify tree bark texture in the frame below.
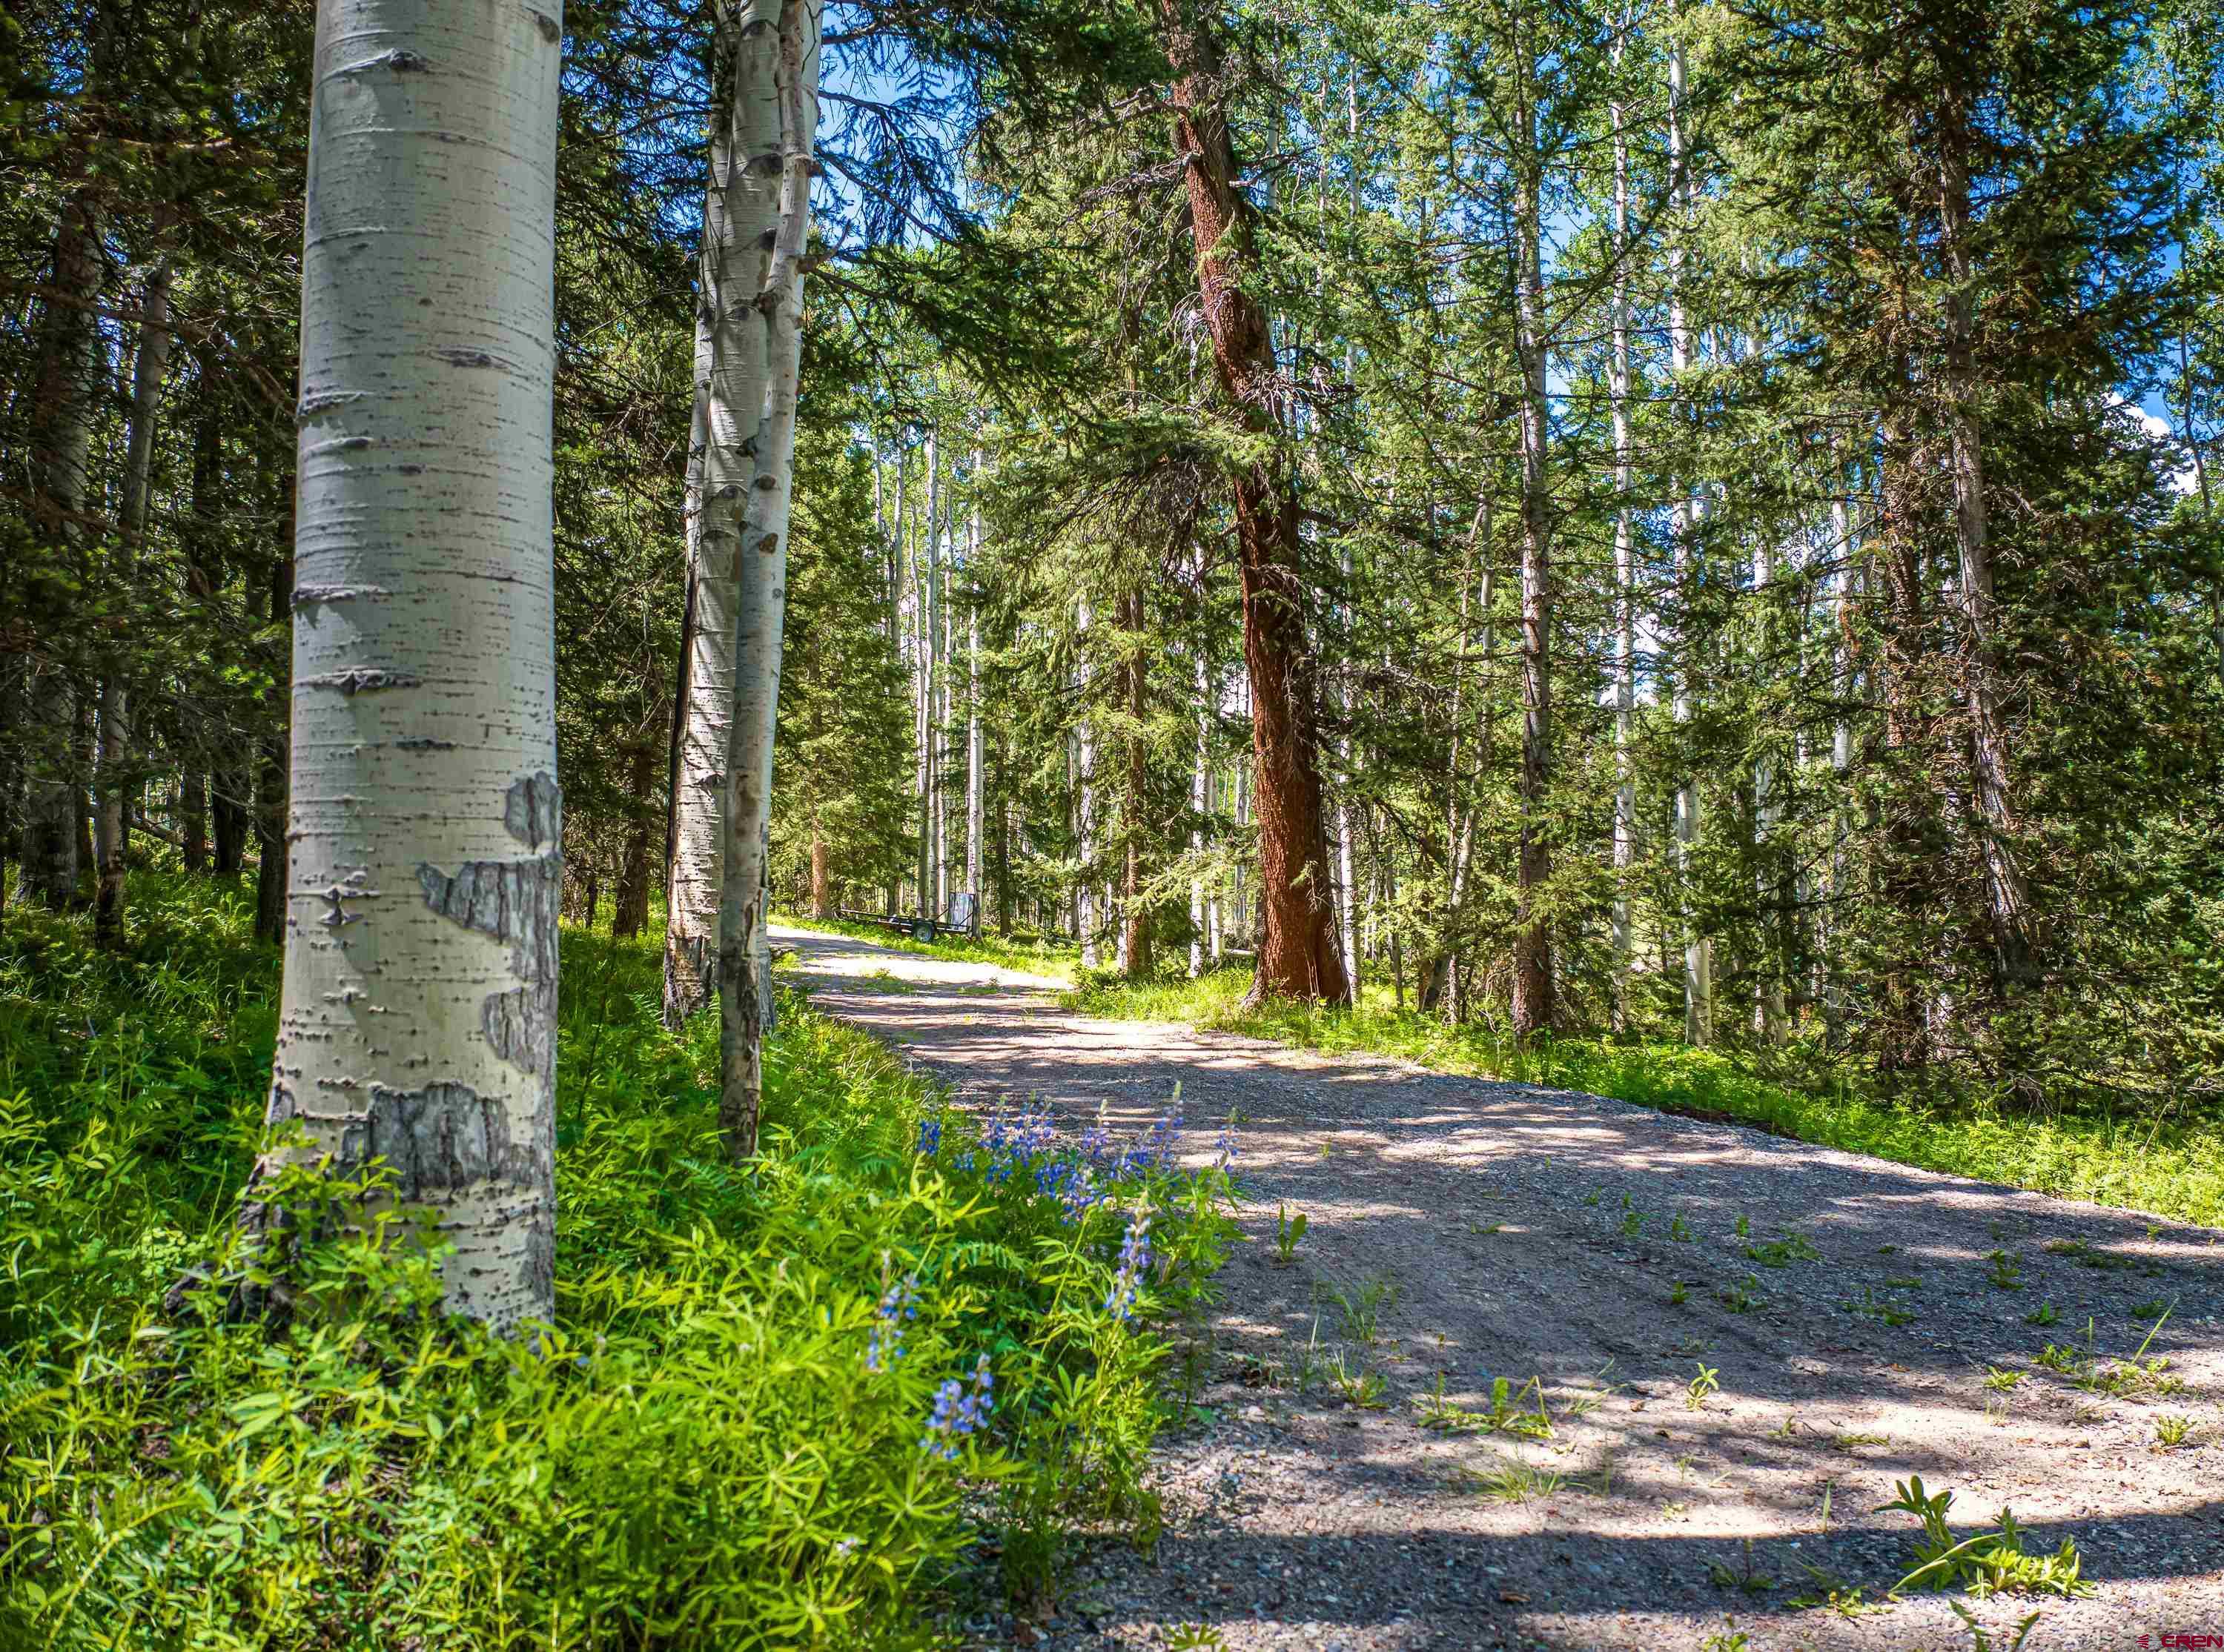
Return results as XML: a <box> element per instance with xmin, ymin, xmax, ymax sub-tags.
<box><xmin>15</xmin><ymin>185</ymin><xmax>105</xmax><ymax>912</ymax></box>
<box><xmin>1510</xmin><ymin>131</ymin><xmax>1555</xmax><ymax>1041</ymax></box>
<box><xmin>1154</xmin><ymin>0</ymin><xmax>1347</xmax><ymax>1006</ymax></box>
<box><xmin>663</xmin><ymin>1</ymin><xmax>784</xmax><ymax>1029</ymax></box>
<box><xmin>253</xmin><ymin>0</ymin><xmax>566</xmax><ymax>1330</ymax></box>
<box><xmin>716</xmin><ymin>0</ymin><xmax>820</xmax><ymax>1161</ymax></box>
<box><xmin>95</xmin><ymin>254</ymin><xmax>179</xmax><ymax>951</ymax></box>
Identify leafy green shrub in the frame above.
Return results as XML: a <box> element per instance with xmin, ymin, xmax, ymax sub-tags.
<box><xmin>1</xmin><ymin>877</ymin><xmax>1230</xmax><ymax>1648</ymax></box>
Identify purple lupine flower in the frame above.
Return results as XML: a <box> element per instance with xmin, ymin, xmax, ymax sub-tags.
<box><xmin>917</xmin><ymin>1115</ymin><xmax>943</xmax><ymax>1158</ymax></box>
<box><xmin>1145</xmin><ymin>1092</ymin><xmax>1185</xmax><ymax>1170</ymax></box>
<box><xmin>865</xmin><ymin>1270</ymin><xmax>920</xmax><ymax>1373</ymax></box>
<box><xmin>921</xmin><ymin>1356</ymin><xmax>995</xmax><ymax>1459</ymax></box>
<box><xmin>1103</xmin><ymin>1209</ymin><xmax>1155</xmax><ymax>1321</ymax></box>
<box><xmin>1214</xmin><ymin>1112</ymin><xmax>1239</xmax><ymax>1170</ymax></box>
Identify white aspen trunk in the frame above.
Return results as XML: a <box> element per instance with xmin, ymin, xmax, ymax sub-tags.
<box><xmin>1753</xmin><ymin>534</ymin><xmax>1785</xmax><ymax>1044</ymax></box>
<box><xmin>1826</xmin><ymin>473</ymin><xmax>1857</xmax><ymax>1038</ymax></box>
<box><xmin>715</xmin><ymin>0</ymin><xmax>819</xmax><ymax>1159</ymax></box>
<box><xmin>934</xmin><ymin>522</ymin><xmax>950</xmax><ymax>917</ymax></box>
<box><xmin>1189</xmin><ymin>654</ymin><xmax>1208</xmax><ymax>978</ymax></box>
<box><xmin>93</xmin><ymin>253</ymin><xmax>176</xmax><ymax>947</ymax></box>
<box><xmin>17</xmin><ymin>187</ymin><xmax>105</xmax><ymax>910</ymax></box>
<box><xmin>664</xmin><ymin>4</ymin><xmax>784</xmax><ymax>1028</ymax></box>
<box><xmin>1335</xmin><ymin>542</ymin><xmax>1359</xmax><ymax>1006</ymax></box>
<box><xmin>1668</xmin><ymin>23</ymin><xmax>1712</xmax><ymax>1046</ymax></box>
<box><xmin>964</xmin><ymin>472</ymin><xmax>983</xmax><ymax>929</ymax></box>
<box><xmin>1609</xmin><ymin>45</ymin><xmax>1636</xmax><ymax>1022</ymax></box>
<box><xmin>916</xmin><ymin>428</ymin><xmax>939</xmax><ymax>914</ymax></box>
<box><xmin>256</xmin><ymin>0</ymin><xmax>564</xmax><ymax>1330</ymax></box>
<box><xmin>1076</xmin><ymin>593</ymin><xmax>1096</xmax><ymax>967</ymax></box>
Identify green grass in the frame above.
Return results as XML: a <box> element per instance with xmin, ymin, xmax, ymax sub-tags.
<box><xmin>1065</xmin><ymin>966</ymin><xmax>2224</xmax><ymax>1228</ymax></box>
<box><xmin>1</xmin><ymin>875</ymin><xmax>1228</xmax><ymax>1649</ymax></box>
<box><xmin>774</xmin><ymin>909</ymin><xmax>1078</xmax><ymax>983</ymax></box>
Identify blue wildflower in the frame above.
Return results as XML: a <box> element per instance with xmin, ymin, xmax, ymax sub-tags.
<box><xmin>865</xmin><ymin>1270</ymin><xmax>920</xmax><ymax>1373</ymax></box>
<box><xmin>1103</xmin><ymin>1209</ymin><xmax>1155</xmax><ymax>1321</ymax></box>
<box><xmin>917</xmin><ymin>1115</ymin><xmax>943</xmax><ymax>1158</ymax></box>
<box><xmin>921</xmin><ymin>1355</ymin><xmax>995</xmax><ymax>1459</ymax></box>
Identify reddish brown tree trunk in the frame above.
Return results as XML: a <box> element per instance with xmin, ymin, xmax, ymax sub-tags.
<box><xmin>1154</xmin><ymin>0</ymin><xmax>1346</xmax><ymax>1006</ymax></box>
<box><xmin>612</xmin><ymin>737</ymin><xmax>658</xmax><ymax>938</ymax></box>
<box><xmin>810</xmin><ymin>824</ymin><xmax>833</xmax><ymax>918</ymax></box>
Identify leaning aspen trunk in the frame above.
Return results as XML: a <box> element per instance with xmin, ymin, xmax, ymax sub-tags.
<box><xmin>248</xmin><ymin>0</ymin><xmax>565</xmax><ymax>1331</ymax></box>
<box><xmin>663</xmin><ymin>1</ymin><xmax>786</xmax><ymax>1029</ymax></box>
<box><xmin>715</xmin><ymin>0</ymin><xmax>820</xmax><ymax>1161</ymax></box>
<box><xmin>94</xmin><ymin>254</ymin><xmax>178</xmax><ymax>952</ymax></box>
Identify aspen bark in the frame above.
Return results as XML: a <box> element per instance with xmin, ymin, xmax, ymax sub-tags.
<box><xmin>251</xmin><ymin>0</ymin><xmax>565</xmax><ymax>1330</ymax></box>
<box><xmin>965</xmin><ymin>467</ymin><xmax>984</xmax><ymax>930</ymax></box>
<box><xmin>1075</xmin><ymin>594</ymin><xmax>1097</xmax><ymax>967</ymax></box>
<box><xmin>1121</xmin><ymin>586</ymin><xmax>1151</xmax><ymax>978</ymax></box>
<box><xmin>16</xmin><ymin>185</ymin><xmax>105</xmax><ymax>912</ymax></box>
<box><xmin>664</xmin><ymin>1</ymin><xmax>784</xmax><ymax>1028</ymax></box>
<box><xmin>915</xmin><ymin>430</ymin><xmax>940</xmax><ymax>915</ymax></box>
<box><xmin>1510</xmin><ymin>118</ymin><xmax>1555</xmax><ymax>1041</ymax></box>
<box><xmin>1609</xmin><ymin>49</ymin><xmax>1636</xmax><ymax>1021</ymax></box>
<box><xmin>717</xmin><ymin>0</ymin><xmax>820</xmax><ymax>1160</ymax></box>
<box><xmin>1667</xmin><ymin>24</ymin><xmax>1712</xmax><ymax>1046</ymax></box>
<box><xmin>1189</xmin><ymin>655</ymin><xmax>1209</xmax><ymax>978</ymax></box>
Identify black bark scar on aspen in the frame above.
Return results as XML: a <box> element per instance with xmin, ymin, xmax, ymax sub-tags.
<box><xmin>293</xmin><ymin>585</ymin><xmax>388</xmax><ymax>614</ymax></box>
<box><xmin>340</xmin><ymin>1081</ymin><xmax>541</xmax><ymax>1196</ymax></box>
<box><xmin>530</xmin><ymin>9</ymin><xmax>560</xmax><ymax>42</ymax></box>
<box><xmin>418</xmin><ymin>774</ymin><xmax>562</xmax><ymax>1075</ymax></box>
<box><xmin>302</xmin><ymin>668</ymin><xmax>423</xmax><ymax>695</ymax></box>
<box><xmin>297</xmin><ymin>391</ymin><xmax>364</xmax><ymax>422</ymax></box>
<box><xmin>434</xmin><ymin>347</ymin><xmax>503</xmax><ymax>369</ymax></box>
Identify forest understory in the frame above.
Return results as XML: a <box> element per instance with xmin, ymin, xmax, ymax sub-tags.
<box><xmin>6</xmin><ymin>0</ymin><xmax>2223</xmax><ymax>1644</ymax></box>
<box><xmin>784</xmin><ymin>923</ymin><xmax>2224</xmax><ymax>1652</ymax></box>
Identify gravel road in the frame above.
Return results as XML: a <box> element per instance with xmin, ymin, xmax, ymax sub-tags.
<box><xmin>775</xmin><ymin>924</ymin><xmax>2224</xmax><ymax>1652</ymax></box>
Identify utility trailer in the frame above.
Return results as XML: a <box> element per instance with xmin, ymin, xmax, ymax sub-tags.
<box><xmin>842</xmin><ymin>909</ymin><xmax>939</xmax><ymax>943</ymax></box>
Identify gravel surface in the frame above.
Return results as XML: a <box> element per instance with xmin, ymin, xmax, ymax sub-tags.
<box><xmin>776</xmin><ymin>925</ymin><xmax>2224</xmax><ymax>1652</ymax></box>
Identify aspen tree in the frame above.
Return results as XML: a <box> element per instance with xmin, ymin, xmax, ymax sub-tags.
<box><xmin>1667</xmin><ymin>16</ymin><xmax>1714</xmax><ymax>1046</ymax></box>
<box><xmin>254</xmin><ymin>0</ymin><xmax>565</xmax><ymax>1329</ymax></box>
<box><xmin>664</xmin><ymin>0</ymin><xmax>786</xmax><ymax>1028</ymax></box>
<box><xmin>1608</xmin><ymin>25</ymin><xmax>1637</xmax><ymax>1024</ymax></box>
<box><xmin>965</xmin><ymin>462</ymin><xmax>984</xmax><ymax>931</ymax></box>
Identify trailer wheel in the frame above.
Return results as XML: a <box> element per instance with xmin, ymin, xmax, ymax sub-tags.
<box><xmin>911</xmin><ymin>918</ymin><xmax>936</xmax><ymax>943</ymax></box>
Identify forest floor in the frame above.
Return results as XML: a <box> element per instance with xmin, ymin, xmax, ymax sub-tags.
<box><xmin>775</xmin><ymin>924</ymin><xmax>2224</xmax><ymax>1652</ymax></box>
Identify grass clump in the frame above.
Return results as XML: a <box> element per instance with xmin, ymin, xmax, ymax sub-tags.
<box><xmin>1</xmin><ymin>875</ymin><xmax>1229</xmax><ymax>1649</ymax></box>
<box><xmin>773</xmin><ymin>909</ymin><xmax>1077</xmax><ymax>983</ymax></box>
<box><xmin>1066</xmin><ymin>966</ymin><xmax>2224</xmax><ymax>1227</ymax></box>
